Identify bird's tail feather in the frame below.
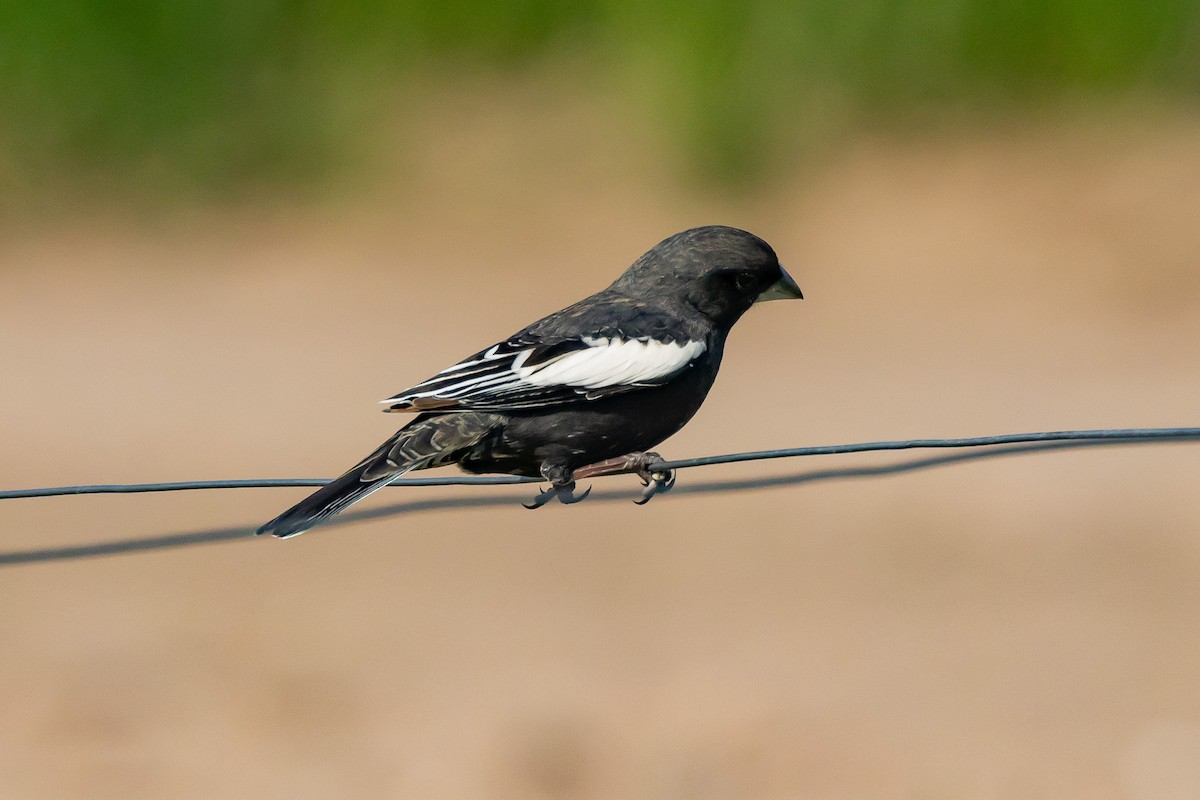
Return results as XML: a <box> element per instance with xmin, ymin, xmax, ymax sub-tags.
<box><xmin>256</xmin><ymin>413</ymin><xmax>493</xmax><ymax>538</ymax></box>
<box><xmin>255</xmin><ymin>460</ymin><xmax>409</xmax><ymax>539</ymax></box>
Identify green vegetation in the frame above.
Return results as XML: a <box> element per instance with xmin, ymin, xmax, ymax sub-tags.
<box><xmin>2</xmin><ymin>0</ymin><xmax>1197</xmax><ymax>197</ymax></box>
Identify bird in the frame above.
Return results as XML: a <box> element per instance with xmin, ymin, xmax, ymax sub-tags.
<box><xmin>257</xmin><ymin>225</ymin><xmax>803</xmax><ymax>538</ymax></box>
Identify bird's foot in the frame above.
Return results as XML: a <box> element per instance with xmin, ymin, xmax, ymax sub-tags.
<box><xmin>524</xmin><ymin>463</ymin><xmax>592</xmax><ymax>509</ymax></box>
<box><xmin>522</xmin><ymin>482</ymin><xmax>592</xmax><ymax>509</ymax></box>
<box><xmin>627</xmin><ymin>452</ymin><xmax>675</xmax><ymax>505</ymax></box>
<box><xmin>570</xmin><ymin>451</ymin><xmax>675</xmax><ymax>505</ymax></box>
<box><xmin>634</xmin><ymin>467</ymin><xmax>676</xmax><ymax>505</ymax></box>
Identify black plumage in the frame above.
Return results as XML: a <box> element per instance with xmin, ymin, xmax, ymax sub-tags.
<box><xmin>257</xmin><ymin>225</ymin><xmax>802</xmax><ymax>537</ymax></box>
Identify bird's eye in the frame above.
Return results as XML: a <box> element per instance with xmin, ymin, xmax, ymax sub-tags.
<box><xmin>734</xmin><ymin>272</ymin><xmax>756</xmax><ymax>290</ymax></box>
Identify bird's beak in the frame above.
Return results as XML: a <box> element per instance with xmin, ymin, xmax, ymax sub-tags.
<box><xmin>756</xmin><ymin>265</ymin><xmax>803</xmax><ymax>302</ymax></box>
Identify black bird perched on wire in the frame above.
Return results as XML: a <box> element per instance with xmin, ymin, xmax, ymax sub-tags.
<box><xmin>257</xmin><ymin>225</ymin><xmax>803</xmax><ymax>538</ymax></box>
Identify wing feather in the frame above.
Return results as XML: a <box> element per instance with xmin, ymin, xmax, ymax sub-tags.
<box><xmin>383</xmin><ymin>335</ymin><xmax>705</xmax><ymax>412</ymax></box>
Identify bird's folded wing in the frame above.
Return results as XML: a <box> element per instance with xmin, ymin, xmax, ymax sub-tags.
<box><xmin>382</xmin><ymin>334</ymin><xmax>706</xmax><ymax>412</ymax></box>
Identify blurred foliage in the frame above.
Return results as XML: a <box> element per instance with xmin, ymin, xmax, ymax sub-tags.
<box><xmin>1</xmin><ymin>0</ymin><xmax>1197</xmax><ymax>198</ymax></box>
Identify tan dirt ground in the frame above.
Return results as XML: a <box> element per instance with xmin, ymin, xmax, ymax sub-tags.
<box><xmin>2</xmin><ymin>109</ymin><xmax>1200</xmax><ymax>799</ymax></box>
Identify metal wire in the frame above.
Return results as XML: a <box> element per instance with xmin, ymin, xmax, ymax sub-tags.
<box><xmin>4</xmin><ymin>427</ymin><xmax>1198</xmax><ymax>501</ymax></box>
<box><xmin>1</xmin><ymin>427</ymin><xmax>1198</xmax><ymax>567</ymax></box>
<box><xmin>651</xmin><ymin>427</ymin><xmax>1200</xmax><ymax>469</ymax></box>
<box><xmin>0</xmin><ymin>475</ymin><xmax>537</xmax><ymax>500</ymax></box>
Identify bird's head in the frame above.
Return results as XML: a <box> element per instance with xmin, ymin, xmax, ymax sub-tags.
<box><xmin>611</xmin><ymin>226</ymin><xmax>802</xmax><ymax>327</ymax></box>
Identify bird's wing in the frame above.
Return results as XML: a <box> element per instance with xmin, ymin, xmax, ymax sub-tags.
<box><xmin>382</xmin><ymin>327</ymin><xmax>707</xmax><ymax>413</ymax></box>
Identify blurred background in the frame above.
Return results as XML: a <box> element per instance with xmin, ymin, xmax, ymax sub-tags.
<box><xmin>3</xmin><ymin>2</ymin><xmax>1200</xmax><ymax>798</ymax></box>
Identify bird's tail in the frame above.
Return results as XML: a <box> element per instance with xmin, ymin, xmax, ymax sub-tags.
<box><xmin>256</xmin><ymin>413</ymin><xmax>494</xmax><ymax>538</ymax></box>
<box><xmin>256</xmin><ymin>457</ymin><xmax>401</xmax><ymax>539</ymax></box>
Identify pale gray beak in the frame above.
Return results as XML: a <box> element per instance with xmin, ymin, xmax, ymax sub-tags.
<box><xmin>756</xmin><ymin>265</ymin><xmax>803</xmax><ymax>302</ymax></box>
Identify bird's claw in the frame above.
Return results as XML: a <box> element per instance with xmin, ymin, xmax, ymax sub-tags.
<box><xmin>523</xmin><ymin>482</ymin><xmax>592</xmax><ymax>509</ymax></box>
<box><xmin>560</xmin><ymin>483</ymin><xmax>592</xmax><ymax>505</ymax></box>
<box><xmin>522</xmin><ymin>486</ymin><xmax>556</xmax><ymax>509</ymax></box>
<box><xmin>633</xmin><ymin>468</ymin><xmax>675</xmax><ymax>505</ymax></box>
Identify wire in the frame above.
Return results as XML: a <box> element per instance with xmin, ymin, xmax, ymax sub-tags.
<box><xmin>653</xmin><ymin>427</ymin><xmax>1200</xmax><ymax>468</ymax></box>
<box><xmin>4</xmin><ymin>427</ymin><xmax>1198</xmax><ymax>501</ymax></box>
<box><xmin>1</xmin><ymin>427</ymin><xmax>1198</xmax><ymax>567</ymax></box>
<box><xmin>0</xmin><ymin>475</ymin><xmax>537</xmax><ymax>500</ymax></box>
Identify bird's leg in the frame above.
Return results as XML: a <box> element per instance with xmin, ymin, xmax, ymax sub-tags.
<box><xmin>523</xmin><ymin>462</ymin><xmax>592</xmax><ymax>509</ymax></box>
<box><xmin>571</xmin><ymin>451</ymin><xmax>675</xmax><ymax>505</ymax></box>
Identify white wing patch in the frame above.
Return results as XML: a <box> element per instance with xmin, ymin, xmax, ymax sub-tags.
<box><xmin>515</xmin><ymin>337</ymin><xmax>704</xmax><ymax>388</ymax></box>
<box><xmin>383</xmin><ymin>336</ymin><xmax>706</xmax><ymax>410</ymax></box>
